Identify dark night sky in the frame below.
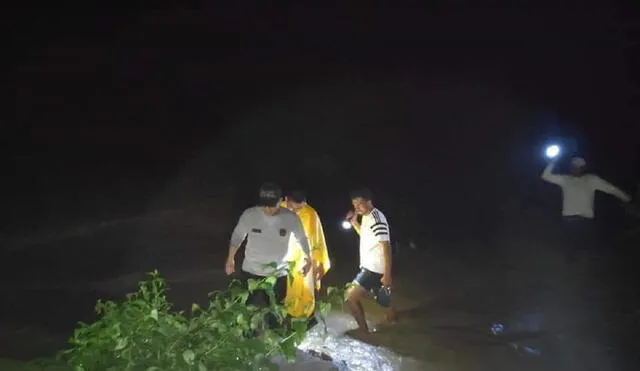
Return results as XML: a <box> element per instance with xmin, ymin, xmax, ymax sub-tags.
<box><xmin>2</xmin><ymin>3</ymin><xmax>639</xmax><ymax>237</ymax></box>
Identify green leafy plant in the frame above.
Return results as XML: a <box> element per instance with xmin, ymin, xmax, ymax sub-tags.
<box><xmin>55</xmin><ymin>270</ymin><xmax>345</xmax><ymax>371</ymax></box>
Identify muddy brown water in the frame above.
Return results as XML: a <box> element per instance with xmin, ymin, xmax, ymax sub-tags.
<box><xmin>0</xmin><ymin>214</ymin><xmax>636</xmax><ymax>370</ymax></box>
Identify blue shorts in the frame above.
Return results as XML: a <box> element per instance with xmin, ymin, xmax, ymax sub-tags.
<box><xmin>353</xmin><ymin>268</ymin><xmax>382</xmax><ymax>292</ymax></box>
<box><xmin>353</xmin><ymin>268</ymin><xmax>392</xmax><ymax>308</ymax></box>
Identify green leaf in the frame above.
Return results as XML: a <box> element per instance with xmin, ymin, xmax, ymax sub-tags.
<box><xmin>265</xmin><ymin>276</ymin><xmax>277</xmax><ymax>287</ymax></box>
<box><xmin>250</xmin><ymin>313</ymin><xmax>264</xmax><ymax>330</ymax></box>
<box><xmin>155</xmin><ymin>324</ymin><xmax>172</xmax><ymax>337</ymax></box>
<box><xmin>198</xmin><ymin>362</ymin><xmax>208</xmax><ymax>371</ymax></box>
<box><xmin>114</xmin><ymin>337</ymin><xmax>128</xmax><ymax>351</ymax></box>
<box><xmin>191</xmin><ymin>303</ymin><xmax>201</xmax><ymax>313</ymax></box>
<box><xmin>291</xmin><ymin>318</ymin><xmax>308</xmax><ymax>334</ymax></box>
<box><xmin>247</xmin><ymin>279</ymin><xmax>259</xmax><ymax>292</ymax></box>
<box><xmin>182</xmin><ymin>349</ymin><xmax>195</xmax><ymax>365</ymax></box>
<box><xmin>287</xmin><ymin>260</ymin><xmax>296</xmax><ymax>273</ymax></box>
<box><xmin>279</xmin><ymin>336</ymin><xmax>297</xmax><ymax>361</ymax></box>
<box><xmin>149</xmin><ymin>309</ymin><xmax>159</xmax><ymax>321</ymax></box>
<box><xmin>318</xmin><ymin>301</ymin><xmax>332</xmax><ymax>315</ymax></box>
<box><xmin>238</xmin><ymin>291</ymin><xmax>249</xmax><ymax>304</ymax></box>
<box><xmin>236</xmin><ymin>313</ymin><xmax>247</xmax><ymax>326</ymax></box>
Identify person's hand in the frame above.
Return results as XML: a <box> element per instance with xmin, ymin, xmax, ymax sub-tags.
<box><xmin>224</xmin><ymin>258</ymin><xmax>235</xmax><ymax>276</ymax></box>
<box><xmin>301</xmin><ymin>257</ymin><xmax>312</xmax><ymax>276</ymax></box>
<box><xmin>380</xmin><ymin>274</ymin><xmax>392</xmax><ymax>288</ymax></box>
<box><xmin>314</xmin><ymin>263</ymin><xmax>325</xmax><ymax>281</ymax></box>
<box><xmin>346</xmin><ymin>210</ymin><xmax>356</xmax><ymax>222</ymax></box>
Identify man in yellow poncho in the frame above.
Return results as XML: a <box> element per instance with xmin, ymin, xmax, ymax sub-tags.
<box><xmin>280</xmin><ymin>190</ymin><xmax>331</xmax><ymax>324</ymax></box>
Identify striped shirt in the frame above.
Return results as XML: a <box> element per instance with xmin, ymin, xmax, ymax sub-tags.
<box><xmin>230</xmin><ymin>206</ymin><xmax>310</xmax><ymax>276</ymax></box>
<box><xmin>359</xmin><ymin>208</ymin><xmax>391</xmax><ymax>274</ymax></box>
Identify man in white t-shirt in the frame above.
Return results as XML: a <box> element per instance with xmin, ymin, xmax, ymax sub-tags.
<box><xmin>225</xmin><ymin>182</ymin><xmax>312</xmax><ymax>328</ymax></box>
<box><xmin>345</xmin><ymin>188</ymin><xmax>397</xmax><ymax>335</ymax></box>
<box><xmin>541</xmin><ymin>156</ymin><xmax>631</xmax><ymax>218</ymax></box>
<box><xmin>541</xmin><ymin>156</ymin><xmax>631</xmax><ymax>260</ymax></box>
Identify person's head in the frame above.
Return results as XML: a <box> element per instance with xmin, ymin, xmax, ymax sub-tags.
<box><xmin>285</xmin><ymin>190</ymin><xmax>307</xmax><ymax>212</ymax></box>
<box><xmin>350</xmin><ymin>188</ymin><xmax>374</xmax><ymax>215</ymax></box>
<box><xmin>258</xmin><ymin>182</ymin><xmax>282</xmax><ymax>215</ymax></box>
<box><xmin>570</xmin><ymin>157</ymin><xmax>587</xmax><ymax>177</ymax></box>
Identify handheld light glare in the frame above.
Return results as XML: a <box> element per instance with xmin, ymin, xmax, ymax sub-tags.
<box><xmin>545</xmin><ymin>144</ymin><xmax>560</xmax><ymax>159</ymax></box>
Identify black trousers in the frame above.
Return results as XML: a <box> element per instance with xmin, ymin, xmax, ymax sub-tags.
<box><xmin>560</xmin><ymin>216</ymin><xmax>621</xmax><ymax>292</ymax></box>
<box><xmin>241</xmin><ymin>271</ymin><xmax>287</xmax><ymax>329</ymax></box>
<box><xmin>561</xmin><ymin>216</ymin><xmax>600</xmax><ymax>262</ymax></box>
<box><xmin>241</xmin><ymin>271</ymin><xmax>322</xmax><ymax>331</ymax></box>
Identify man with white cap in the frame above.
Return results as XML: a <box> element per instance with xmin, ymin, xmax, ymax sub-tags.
<box><xmin>541</xmin><ymin>156</ymin><xmax>632</xmax><ymax>261</ymax></box>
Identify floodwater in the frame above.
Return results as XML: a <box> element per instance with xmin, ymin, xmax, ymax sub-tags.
<box><xmin>0</xmin><ymin>209</ymin><xmax>636</xmax><ymax>370</ymax></box>
<box><xmin>294</xmin><ymin>312</ymin><xmax>427</xmax><ymax>370</ymax></box>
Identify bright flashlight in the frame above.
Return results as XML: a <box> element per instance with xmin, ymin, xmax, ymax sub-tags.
<box><xmin>545</xmin><ymin>144</ymin><xmax>560</xmax><ymax>159</ymax></box>
<box><xmin>341</xmin><ymin>220</ymin><xmax>352</xmax><ymax>230</ymax></box>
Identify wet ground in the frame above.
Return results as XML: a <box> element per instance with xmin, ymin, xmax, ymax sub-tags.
<box><xmin>0</xmin><ymin>209</ymin><xmax>637</xmax><ymax>370</ymax></box>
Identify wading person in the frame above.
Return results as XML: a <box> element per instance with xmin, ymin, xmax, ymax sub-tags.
<box><xmin>225</xmin><ymin>183</ymin><xmax>312</xmax><ymax>328</ymax></box>
<box><xmin>280</xmin><ymin>190</ymin><xmax>331</xmax><ymax>327</ymax></box>
<box><xmin>345</xmin><ymin>188</ymin><xmax>397</xmax><ymax>337</ymax></box>
<box><xmin>541</xmin><ymin>156</ymin><xmax>631</xmax><ymax>262</ymax></box>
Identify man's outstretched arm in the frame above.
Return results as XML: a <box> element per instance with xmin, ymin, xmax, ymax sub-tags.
<box><xmin>592</xmin><ymin>176</ymin><xmax>632</xmax><ymax>203</ymax></box>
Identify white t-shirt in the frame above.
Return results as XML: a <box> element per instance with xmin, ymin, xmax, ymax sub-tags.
<box><xmin>541</xmin><ymin>163</ymin><xmax>631</xmax><ymax>219</ymax></box>
<box><xmin>230</xmin><ymin>206</ymin><xmax>310</xmax><ymax>276</ymax></box>
<box><xmin>359</xmin><ymin>208</ymin><xmax>391</xmax><ymax>274</ymax></box>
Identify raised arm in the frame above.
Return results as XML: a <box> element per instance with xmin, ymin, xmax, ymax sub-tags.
<box><xmin>541</xmin><ymin>161</ymin><xmax>566</xmax><ymax>185</ymax></box>
<box><xmin>347</xmin><ymin>211</ymin><xmax>361</xmax><ymax>235</ymax></box>
<box><xmin>591</xmin><ymin>175</ymin><xmax>632</xmax><ymax>202</ymax></box>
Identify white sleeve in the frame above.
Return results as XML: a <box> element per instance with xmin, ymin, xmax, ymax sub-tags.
<box><xmin>370</xmin><ymin>210</ymin><xmax>390</xmax><ymax>242</ymax></box>
<box><xmin>591</xmin><ymin>176</ymin><xmax>631</xmax><ymax>202</ymax></box>
<box><xmin>541</xmin><ymin>163</ymin><xmax>566</xmax><ymax>186</ymax></box>
<box><xmin>229</xmin><ymin>210</ymin><xmax>250</xmax><ymax>249</ymax></box>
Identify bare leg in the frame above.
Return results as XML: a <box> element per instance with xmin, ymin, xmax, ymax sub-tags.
<box><xmin>356</xmin><ymin>300</ymin><xmax>365</xmax><ymax>320</ymax></box>
<box><xmin>346</xmin><ymin>285</ymin><xmax>369</xmax><ymax>332</ymax></box>
<box><xmin>384</xmin><ymin>305</ymin><xmax>398</xmax><ymax>323</ymax></box>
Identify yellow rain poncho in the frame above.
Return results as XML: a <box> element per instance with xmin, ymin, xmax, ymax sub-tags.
<box><xmin>281</xmin><ymin>202</ymin><xmax>331</xmax><ymax>318</ymax></box>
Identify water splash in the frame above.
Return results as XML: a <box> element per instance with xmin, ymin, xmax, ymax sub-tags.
<box><xmin>293</xmin><ymin>312</ymin><xmax>431</xmax><ymax>371</ymax></box>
